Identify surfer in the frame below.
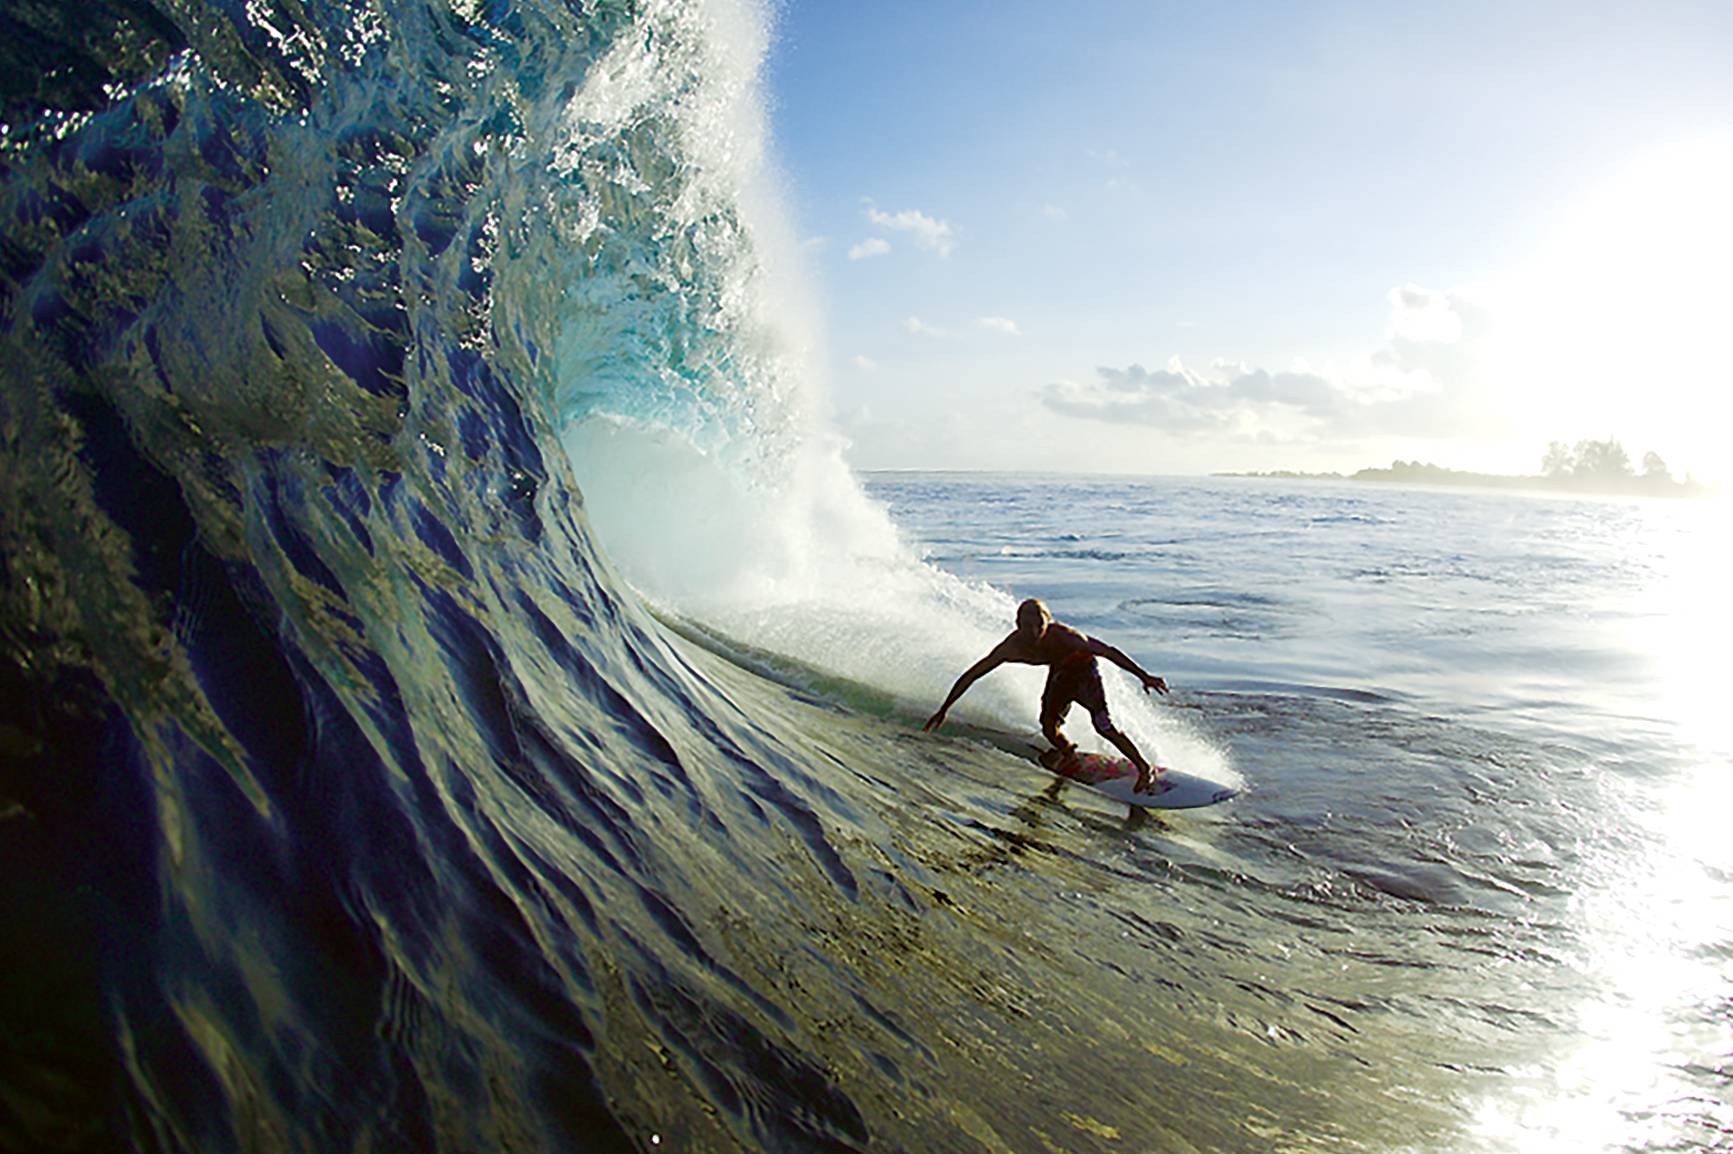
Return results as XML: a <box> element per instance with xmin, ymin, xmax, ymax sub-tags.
<box><xmin>923</xmin><ymin>598</ymin><xmax>1170</xmax><ymax>793</ymax></box>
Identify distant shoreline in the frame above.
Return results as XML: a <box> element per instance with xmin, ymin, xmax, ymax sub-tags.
<box><xmin>1214</xmin><ymin>462</ymin><xmax>1718</xmax><ymax>499</ymax></box>
<box><xmin>858</xmin><ymin>464</ymin><xmax>1720</xmax><ymax>498</ymax></box>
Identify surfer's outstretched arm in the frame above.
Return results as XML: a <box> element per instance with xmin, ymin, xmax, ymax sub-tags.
<box><xmin>1086</xmin><ymin>637</ymin><xmax>1169</xmax><ymax>695</ymax></box>
<box><xmin>923</xmin><ymin>643</ymin><xmax>1011</xmax><ymax>731</ymax></box>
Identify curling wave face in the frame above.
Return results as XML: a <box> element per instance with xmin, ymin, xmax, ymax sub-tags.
<box><xmin>0</xmin><ymin>2</ymin><xmax>915</xmax><ymax>1149</ymax></box>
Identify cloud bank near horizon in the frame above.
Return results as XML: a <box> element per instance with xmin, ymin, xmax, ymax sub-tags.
<box><xmin>1041</xmin><ymin>285</ymin><xmax>1492</xmax><ymax>443</ymax></box>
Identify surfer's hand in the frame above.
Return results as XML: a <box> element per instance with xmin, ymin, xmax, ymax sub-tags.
<box><xmin>1142</xmin><ymin>674</ymin><xmax>1169</xmax><ymax>696</ymax></box>
<box><xmin>922</xmin><ymin>710</ymin><xmax>946</xmax><ymax>732</ymax></box>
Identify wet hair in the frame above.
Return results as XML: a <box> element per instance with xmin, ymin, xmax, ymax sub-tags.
<box><xmin>1016</xmin><ymin>598</ymin><xmax>1050</xmax><ymax>630</ymax></box>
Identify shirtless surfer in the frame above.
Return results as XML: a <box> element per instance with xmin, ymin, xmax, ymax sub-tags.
<box><xmin>923</xmin><ymin>598</ymin><xmax>1170</xmax><ymax>793</ymax></box>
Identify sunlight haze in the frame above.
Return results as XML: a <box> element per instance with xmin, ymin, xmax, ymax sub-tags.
<box><xmin>767</xmin><ymin>1</ymin><xmax>1733</xmax><ymax>483</ymax></box>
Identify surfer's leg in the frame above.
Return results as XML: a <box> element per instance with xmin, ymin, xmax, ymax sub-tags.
<box><xmin>1041</xmin><ymin>709</ymin><xmax>1076</xmax><ymax>760</ymax></box>
<box><xmin>1101</xmin><ymin>724</ymin><xmax>1151</xmax><ymax>773</ymax></box>
<box><xmin>1079</xmin><ymin>667</ymin><xmax>1157</xmax><ymax>790</ymax></box>
<box><xmin>1039</xmin><ymin>673</ymin><xmax>1076</xmax><ymax>759</ymax></box>
<box><xmin>1100</xmin><ymin>724</ymin><xmax>1157</xmax><ymax>793</ymax></box>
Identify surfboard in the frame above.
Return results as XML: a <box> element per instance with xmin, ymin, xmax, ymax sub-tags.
<box><xmin>1036</xmin><ymin>747</ymin><xmax>1237</xmax><ymax>810</ymax></box>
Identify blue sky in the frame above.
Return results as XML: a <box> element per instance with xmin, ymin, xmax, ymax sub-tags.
<box><xmin>763</xmin><ymin>1</ymin><xmax>1733</xmax><ymax>479</ymax></box>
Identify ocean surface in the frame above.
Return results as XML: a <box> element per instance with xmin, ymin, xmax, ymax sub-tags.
<box><xmin>2</xmin><ymin>1</ymin><xmax>1729</xmax><ymax>1152</ymax></box>
<box><xmin>862</xmin><ymin>472</ymin><xmax>1733</xmax><ymax>1154</ymax></box>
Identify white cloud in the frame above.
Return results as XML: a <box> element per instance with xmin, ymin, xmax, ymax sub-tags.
<box><xmin>905</xmin><ymin>316</ymin><xmax>952</xmax><ymax>338</ymax></box>
<box><xmin>802</xmin><ymin>235</ymin><xmax>830</xmax><ymax>253</ymax></box>
<box><xmin>1041</xmin><ymin>203</ymin><xmax>1068</xmax><ymax>222</ymax></box>
<box><xmin>1041</xmin><ymin>281</ymin><xmax>1494</xmax><ymax>444</ymax></box>
<box><xmin>1086</xmin><ymin>147</ymin><xmax>1129</xmax><ymax>168</ymax></box>
<box><xmin>1041</xmin><ymin>360</ymin><xmax>1344</xmax><ymax>434</ymax></box>
<box><xmin>978</xmin><ymin>316</ymin><xmax>1021</xmax><ymax>336</ymax></box>
<box><xmin>1374</xmin><ymin>284</ymin><xmax>1488</xmax><ymax>398</ymax></box>
<box><xmin>851</xmin><ymin>354</ymin><xmax>878</xmax><ymax>371</ymax></box>
<box><xmin>847</xmin><ymin>237</ymin><xmax>891</xmax><ymax>260</ymax></box>
<box><xmin>1388</xmin><ymin>284</ymin><xmax>1466</xmax><ymax>344</ymax></box>
<box><xmin>1040</xmin><ymin>282</ymin><xmax>1500</xmax><ymax>445</ymax></box>
<box><xmin>863</xmin><ymin>201</ymin><xmax>956</xmax><ymax>257</ymax></box>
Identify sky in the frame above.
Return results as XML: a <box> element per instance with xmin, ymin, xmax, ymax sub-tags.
<box><xmin>763</xmin><ymin>0</ymin><xmax>1733</xmax><ymax>480</ymax></box>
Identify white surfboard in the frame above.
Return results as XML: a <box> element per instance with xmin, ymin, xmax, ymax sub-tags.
<box><xmin>1037</xmin><ymin>748</ymin><xmax>1237</xmax><ymax>810</ymax></box>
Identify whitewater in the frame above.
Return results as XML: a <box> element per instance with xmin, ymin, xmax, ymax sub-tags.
<box><xmin>1</xmin><ymin>2</ymin><xmax>1728</xmax><ymax>1153</ymax></box>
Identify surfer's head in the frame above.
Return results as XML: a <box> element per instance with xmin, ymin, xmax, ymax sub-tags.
<box><xmin>1016</xmin><ymin>598</ymin><xmax>1051</xmax><ymax>640</ymax></box>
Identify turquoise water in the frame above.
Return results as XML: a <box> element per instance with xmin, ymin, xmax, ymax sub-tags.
<box><xmin>2</xmin><ymin>0</ymin><xmax>1728</xmax><ymax>1150</ymax></box>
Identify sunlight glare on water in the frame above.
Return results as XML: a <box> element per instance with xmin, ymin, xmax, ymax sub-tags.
<box><xmin>1469</xmin><ymin>497</ymin><xmax>1733</xmax><ymax>1154</ymax></box>
<box><xmin>1469</xmin><ymin>756</ymin><xmax>1733</xmax><ymax>1154</ymax></box>
<box><xmin>1634</xmin><ymin>497</ymin><xmax>1733</xmax><ymax>763</ymax></box>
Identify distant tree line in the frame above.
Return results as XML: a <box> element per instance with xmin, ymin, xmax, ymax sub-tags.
<box><xmin>1346</xmin><ymin>438</ymin><xmax>1708</xmax><ymax>497</ymax></box>
<box><xmin>1540</xmin><ymin>438</ymin><xmax>1678</xmax><ymax>488</ymax></box>
<box><xmin>1222</xmin><ymin>438</ymin><xmax>1714</xmax><ymax>497</ymax></box>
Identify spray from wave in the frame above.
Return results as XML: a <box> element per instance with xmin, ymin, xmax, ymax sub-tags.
<box><xmin>543</xmin><ymin>3</ymin><xmax>1210</xmax><ymax>769</ymax></box>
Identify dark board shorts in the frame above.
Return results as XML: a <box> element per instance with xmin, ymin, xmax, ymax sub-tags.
<box><xmin>1041</xmin><ymin>656</ymin><xmax>1114</xmax><ymax>734</ymax></box>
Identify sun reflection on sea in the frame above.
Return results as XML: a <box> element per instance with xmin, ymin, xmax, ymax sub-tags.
<box><xmin>1636</xmin><ymin>496</ymin><xmax>1733</xmax><ymax>764</ymax></box>
<box><xmin>1469</xmin><ymin>760</ymin><xmax>1733</xmax><ymax>1153</ymax></box>
<box><xmin>1468</xmin><ymin>495</ymin><xmax>1733</xmax><ymax>1152</ymax></box>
